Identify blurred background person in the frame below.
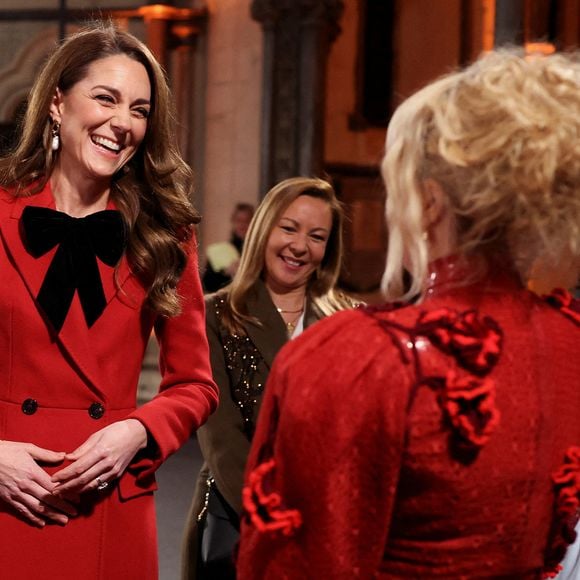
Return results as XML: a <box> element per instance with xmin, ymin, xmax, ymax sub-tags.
<box><xmin>237</xmin><ymin>51</ymin><xmax>580</xmax><ymax>578</ymax></box>
<box><xmin>182</xmin><ymin>176</ymin><xmax>357</xmax><ymax>579</ymax></box>
<box><xmin>202</xmin><ymin>202</ymin><xmax>254</xmax><ymax>293</ymax></box>
<box><xmin>0</xmin><ymin>25</ymin><xmax>217</xmax><ymax>579</ymax></box>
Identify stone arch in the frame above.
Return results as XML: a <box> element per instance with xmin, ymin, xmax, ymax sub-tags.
<box><xmin>0</xmin><ymin>27</ymin><xmax>59</xmax><ymax>123</ymax></box>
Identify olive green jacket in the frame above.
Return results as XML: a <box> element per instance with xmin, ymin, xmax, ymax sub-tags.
<box><xmin>181</xmin><ymin>281</ymin><xmax>322</xmax><ymax>579</ymax></box>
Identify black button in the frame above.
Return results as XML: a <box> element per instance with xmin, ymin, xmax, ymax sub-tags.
<box><xmin>22</xmin><ymin>398</ymin><xmax>38</xmax><ymax>415</ymax></box>
<box><xmin>88</xmin><ymin>402</ymin><xmax>105</xmax><ymax>419</ymax></box>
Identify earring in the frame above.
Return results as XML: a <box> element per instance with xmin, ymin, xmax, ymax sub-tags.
<box><xmin>422</xmin><ymin>230</ymin><xmax>429</xmax><ymax>242</ymax></box>
<box><xmin>51</xmin><ymin>122</ymin><xmax>60</xmax><ymax>151</ymax></box>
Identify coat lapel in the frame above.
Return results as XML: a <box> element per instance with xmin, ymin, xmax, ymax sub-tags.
<box><xmin>55</xmin><ymin>254</ymin><xmax>139</xmax><ymax>401</ymax></box>
<box><xmin>1</xmin><ymin>186</ymin><xmax>55</xmax><ymax>301</ymax></box>
<box><xmin>304</xmin><ymin>297</ymin><xmax>322</xmax><ymax>329</ymax></box>
<box><xmin>241</xmin><ymin>281</ymin><xmax>324</xmax><ymax>370</ymax></box>
<box><xmin>0</xmin><ymin>185</ymin><xmax>138</xmax><ymax>399</ymax></box>
<box><xmin>99</xmin><ymin>193</ymin><xmax>133</xmax><ymax>306</ymax></box>
<box><xmin>243</xmin><ymin>281</ymin><xmax>288</xmax><ymax>371</ymax></box>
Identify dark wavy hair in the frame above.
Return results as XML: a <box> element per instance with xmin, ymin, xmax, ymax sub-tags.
<box><xmin>0</xmin><ymin>23</ymin><xmax>200</xmax><ymax>316</ymax></box>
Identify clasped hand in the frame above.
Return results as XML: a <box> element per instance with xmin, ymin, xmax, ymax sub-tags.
<box><xmin>0</xmin><ymin>419</ymin><xmax>147</xmax><ymax>528</ymax></box>
<box><xmin>52</xmin><ymin>419</ymin><xmax>148</xmax><ymax>494</ymax></box>
<box><xmin>0</xmin><ymin>441</ymin><xmax>76</xmax><ymax>527</ymax></box>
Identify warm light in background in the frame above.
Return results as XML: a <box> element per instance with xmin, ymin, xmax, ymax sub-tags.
<box><xmin>525</xmin><ymin>41</ymin><xmax>557</xmax><ymax>55</ymax></box>
<box><xmin>138</xmin><ymin>4</ymin><xmax>194</xmax><ymax>22</ymax></box>
<box><xmin>482</xmin><ymin>0</ymin><xmax>496</xmax><ymax>52</ymax></box>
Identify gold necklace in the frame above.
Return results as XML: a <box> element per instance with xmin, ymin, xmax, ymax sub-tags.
<box><xmin>275</xmin><ymin>306</ymin><xmax>304</xmax><ymax>336</ymax></box>
<box><xmin>275</xmin><ymin>306</ymin><xmax>303</xmax><ymax>315</ymax></box>
<box><xmin>284</xmin><ymin>313</ymin><xmax>302</xmax><ymax>335</ymax></box>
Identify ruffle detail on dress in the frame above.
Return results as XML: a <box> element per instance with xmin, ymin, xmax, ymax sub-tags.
<box><xmin>543</xmin><ymin>446</ymin><xmax>580</xmax><ymax>578</ymax></box>
<box><xmin>420</xmin><ymin>308</ymin><xmax>503</xmax><ymax>375</ymax></box>
<box><xmin>365</xmin><ymin>306</ymin><xmax>503</xmax><ymax>452</ymax></box>
<box><xmin>442</xmin><ymin>371</ymin><xmax>500</xmax><ymax>448</ymax></box>
<box><xmin>543</xmin><ymin>564</ymin><xmax>563</xmax><ymax>579</ymax></box>
<box><xmin>242</xmin><ymin>458</ymin><xmax>303</xmax><ymax>536</ymax></box>
<box><xmin>543</xmin><ymin>288</ymin><xmax>580</xmax><ymax>326</ymax></box>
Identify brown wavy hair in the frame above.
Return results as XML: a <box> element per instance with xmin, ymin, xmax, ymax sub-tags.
<box><xmin>220</xmin><ymin>177</ymin><xmax>354</xmax><ymax>334</ymax></box>
<box><xmin>0</xmin><ymin>23</ymin><xmax>199</xmax><ymax>316</ymax></box>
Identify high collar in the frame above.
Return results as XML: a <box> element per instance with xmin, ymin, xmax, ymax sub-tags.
<box><xmin>423</xmin><ymin>254</ymin><xmax>523</xmax><ymax>301</ymax></box>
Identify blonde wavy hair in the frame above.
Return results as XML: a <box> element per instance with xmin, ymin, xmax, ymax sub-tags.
<box><xmin>0</xmin><ymin>23</ymin><xmax>199</xmax><ymax>317</ymax></box>
<box><xmin>382</xmin><ymin>50</ymin><xmax>580</xmax><ymax>302</ymax></box>
<box><xmin>220</xmin><ymin>177</ymin><xmax>353</xmax><ymax>334</ymax></box>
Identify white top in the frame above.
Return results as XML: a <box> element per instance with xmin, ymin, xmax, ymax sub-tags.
<box><xmin>557</xmin><ymin>525</ymin><xmax>580</xmax><ymax>580</ymax></box>
<box><xmin>290</xmin><ymin>312</ymin><xmax>305</xmax><ymax>339</ymax></box>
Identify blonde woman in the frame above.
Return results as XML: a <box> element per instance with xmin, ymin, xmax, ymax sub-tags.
<box><xmin>182</xmin><ymin>177</ymin><xmax>356</xmax><ymax>578</ymax></box>
<box><xmin>238</xmin><ymin>51</ymin><xmax>580</xmax><ymax>578</ymax></box>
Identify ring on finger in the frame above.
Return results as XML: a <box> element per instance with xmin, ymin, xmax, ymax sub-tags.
<box><xmin>95</xmin><ymin>476</ymin><xmax>109</xmax><ymax>491</ymax></box>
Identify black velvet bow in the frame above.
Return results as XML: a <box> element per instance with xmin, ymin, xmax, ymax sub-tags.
<box><xmin>21</xmin><ymin>206</ymin><xmax>126</xmax><ymax>333</ymax></box>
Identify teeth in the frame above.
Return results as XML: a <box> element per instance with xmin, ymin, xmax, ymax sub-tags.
<box><xmin>92</xmin><ymin>136</ymin><xmax>121</xmax><ymax>151</ymax></box>
<box><xmin>283</xmin><ymin>257</ymin><xmax>302</xmax><ymax>267</ymax></box>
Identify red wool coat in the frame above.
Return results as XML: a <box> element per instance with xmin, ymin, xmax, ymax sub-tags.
<box><xmin>0</xmin><ymin>183</ymin><xmax>217</xmax><ymax>579</ymax></box>
<box><xmin>238</xmin><ymin>261</ymin><xmax>580</xmax><ymax>579</ymax></box>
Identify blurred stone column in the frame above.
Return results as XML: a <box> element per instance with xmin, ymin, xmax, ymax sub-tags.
<box><xmin>170</xmin><ymin>23</ymin><xmax>200</xmax><ymax>160</ymax></box>
<box><xmin>251</xmin><ymin>0</ymin><xmax>344</xmax><ymax>193</ymax></box>
<box><xmin>494</xmin><ymin>0</ymin><xmax>524</xmax><ymax>46</ymax></box>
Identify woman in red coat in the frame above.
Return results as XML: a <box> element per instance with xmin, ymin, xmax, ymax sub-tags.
<box><xmin>238</xmin><ymin>51</ymin><xmax>580</xmax><ymax>578</ymax></box>
<box><xmin>0</xmin><ymin>24</ymin><xmax>217</xmax><ymax>579</ymax></box>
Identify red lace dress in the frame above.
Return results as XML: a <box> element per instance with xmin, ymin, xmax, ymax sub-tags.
<box><xmin>237</xmin><ymin>257</ymin><xmax>580</xmax><ymax>579</ymax></box>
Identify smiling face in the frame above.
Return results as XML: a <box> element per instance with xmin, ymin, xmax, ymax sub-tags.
<box><xmin>263</xmin><ymin>195</ymin><xmax>333</xmax><ymax>294</ymax></box>
<box><xmin>49</xmin><ymin>54</ymin><xmax>151</xmax><ymax>187</ymax></box>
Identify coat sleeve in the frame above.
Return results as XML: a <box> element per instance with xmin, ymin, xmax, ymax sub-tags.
<box><xmin>126</xmin><ymin>236</ymin><xmax>218</xmax><ymax>483</ymax></box>
<box><xmin>196</xmin><ymin>296</ymin><xmax>251</xmax><ymax>514</ymax></box>
<box><xmin>237</xmin><ymin>310</ymin><xmax>411</xmax><ymax>579</ymax></box>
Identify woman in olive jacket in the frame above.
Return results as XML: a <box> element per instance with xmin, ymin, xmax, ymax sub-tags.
<box><xmin>182</xmin><ymin>177</ymin><xmax>357</xmax><ymax>579</ymax></box>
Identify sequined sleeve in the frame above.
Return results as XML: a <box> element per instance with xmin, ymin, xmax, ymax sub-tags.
<box><xmin>213</xmin><ymin>295</ymin><xmax>266</xmax><ymax>440</ymax></box>
<box><xmin>195</xmin><ymin>294</ymin><xmax>267</xmax><ymax>514</ymax></box>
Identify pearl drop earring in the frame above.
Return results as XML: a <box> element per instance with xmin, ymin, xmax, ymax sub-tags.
<box><xmin>51</xmin><ymin>122</ymin><xmax>60</xmax><ymax>152</ymax></box>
